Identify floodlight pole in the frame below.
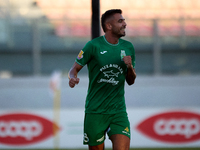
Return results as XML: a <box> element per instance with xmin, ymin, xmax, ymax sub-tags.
<box><xmin>92</xmin><ymin>0</ymin><xmax>100</xmax><ymax>39</ymax></box>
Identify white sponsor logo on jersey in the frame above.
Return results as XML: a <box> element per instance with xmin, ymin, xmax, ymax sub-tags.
<box><xmin>98</xmin><ymin>64</ymin><xmax>123</xmax><ymax>86</ymax></box>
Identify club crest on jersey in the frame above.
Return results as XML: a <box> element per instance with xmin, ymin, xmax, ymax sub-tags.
<box><xmin>121</xmin><ymin>50</ymin><xmax>126</xmax><ymax>60</ymax></box>
<box><xmin>77</xmin><ymin>50</ymin><xmax>84</xmax><ymax>59</ymax></box>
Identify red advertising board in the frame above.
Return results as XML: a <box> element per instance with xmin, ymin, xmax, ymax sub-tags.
<box><xmin>0</xmin><ymin>109</ymin><xmax>199</xmax><ymax>149</ymax></box>
<box><xmin>136</xmin><ymin>111</ymin><xmax>200</xmax><ymax>143</ymax></box>
<box><xmin>0</xmin><ymin>113</ymin><xmax>59</xmax><ymax>146</ymax></box>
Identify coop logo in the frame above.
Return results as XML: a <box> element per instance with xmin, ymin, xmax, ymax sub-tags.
<box><xmin>136</xmin><ymin>111</ymin><xmax>200</xmax><ymax>143</ymax></box>
<box><xmin>0</xmin><ymin>113</ymin><xmax>60</xmax><ymax>145</ymax></box>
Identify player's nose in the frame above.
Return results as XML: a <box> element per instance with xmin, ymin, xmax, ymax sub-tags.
<box><xmin>123</xmin><ymin>21</ymin><xmax>127</xmax><ymax>28</ymax></box>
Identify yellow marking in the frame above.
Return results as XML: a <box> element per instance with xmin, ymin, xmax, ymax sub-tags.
<box><xmin>124</xmin><ymin>127</ymin><xmax>129</xmax><ymax>132</ymax></box>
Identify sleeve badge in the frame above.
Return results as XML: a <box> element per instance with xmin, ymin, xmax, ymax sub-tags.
<box><xmin>77</xmin><ymin>50</ymin><xmax>84</xmax><ymax>59</ymax></box>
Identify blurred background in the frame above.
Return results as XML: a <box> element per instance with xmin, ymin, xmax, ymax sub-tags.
<box><xmin>0</xmin><ymin>0</ymin><xmax>199</xmax><ymax>76</ymax></box>
<box><xmin>0</xmin><ymin>0</ymin><xmax>200</xmax><ymax>111</ymax></box>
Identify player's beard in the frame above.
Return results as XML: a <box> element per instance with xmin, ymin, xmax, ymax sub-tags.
<box><xmin>112</xmin><ymin>27</ymin><xmax>126</xmax><ymax>38</ymax></box>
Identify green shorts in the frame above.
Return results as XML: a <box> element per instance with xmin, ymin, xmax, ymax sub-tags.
<box><xmin>83</xmin><ymin>112</ymin><xmax>130</xmax><ymax>146</ymax></box>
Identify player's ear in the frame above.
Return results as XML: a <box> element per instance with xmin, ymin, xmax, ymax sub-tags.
<box><xmin>106</xmin><ymin>23</ymin><xmax>112</xmax><ymax>31</ymax></box>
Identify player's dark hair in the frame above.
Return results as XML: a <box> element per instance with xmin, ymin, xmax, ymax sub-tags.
<box><xmin>101</xmin><ymin>9</ymin><xmax>122</xmax><ymax>32</ymax></box>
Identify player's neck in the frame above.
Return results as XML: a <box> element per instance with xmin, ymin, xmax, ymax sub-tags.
<box><xmin>104</xmin><ymin>33</ymin><xmax>119</xmax><ymax>45</ymax></box>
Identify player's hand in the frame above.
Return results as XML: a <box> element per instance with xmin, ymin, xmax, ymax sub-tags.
<box><xmin>69</xmin><ymin>77</ymin><xmax>80</xmax><ymax>88</ymax></box>
<box><xmin>123</xmin><ymin>56</ymin><xmax>132</xmax><ymax>68</ymax></box>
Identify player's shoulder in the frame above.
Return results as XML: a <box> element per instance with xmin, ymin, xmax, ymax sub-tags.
<box><xmin>85</xmin><ymin>36</ymin><xmax>103</xmax><ymax>48</ymax></box>
<box><xmin>119</xmin><ymin>38</ymin><xmax>133</xmax><ymax>45</ymax></box>
<box><xmin>119</xmin><ymin>38</ymin><xmax>134</xmax><ymax>48</ymax></box>
<box><xmin>90</xmin><ymin>36</ymin><xmax>104</xmax><ymax>44</ymax></box>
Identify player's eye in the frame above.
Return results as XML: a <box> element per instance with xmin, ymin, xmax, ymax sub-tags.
<box><xmin>118</xmin><ymin>19</ymin><xmax>125</xmax><ymax>23</ymax></box>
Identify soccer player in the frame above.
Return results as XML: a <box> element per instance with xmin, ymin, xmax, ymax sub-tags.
<box><xmin>68</xmin><ymin>9</ymin><xmax>136</xmax><ymax>150</ymax></box>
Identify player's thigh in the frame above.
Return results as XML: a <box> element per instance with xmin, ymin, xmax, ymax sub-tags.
<box><xmin>88</xmin><ymin>142</ymin><xmax>105</xmax><ymax>150</ymax></box>
<box><xmin>110</xmin><ymin>134</ymin><xmax>130</xmax><ymax>150</ymax></box>
<box><xmin>84</xmin><ymin>113</ymin><xmax>110</xmax><ymax>146</ymax></box>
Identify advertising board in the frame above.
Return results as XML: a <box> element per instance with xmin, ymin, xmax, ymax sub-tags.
<box><xmin>0</xmin><ymin>108</ymin><xmax>200</xmax><ymax>149</ymax></box>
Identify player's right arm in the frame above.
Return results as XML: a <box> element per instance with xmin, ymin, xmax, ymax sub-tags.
<box><xmin>69</xmin><ymin>41</ymin><xmax>93</xmax><ymax>88</ymax></box>
<box><xmin>68</xmin><ymin>62</ymin><xmax>83</xmax><ymax>88</ymax></box>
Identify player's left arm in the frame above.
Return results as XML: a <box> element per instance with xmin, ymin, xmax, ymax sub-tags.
<box><xmin>123</xmin><ymin>56</ymin><xmax>136</xmax><ymax>85</ymax></box>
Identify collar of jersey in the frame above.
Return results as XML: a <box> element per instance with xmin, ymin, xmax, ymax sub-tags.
<box><xmin>103</xmin><ymin>35</ymin><xmax>119</xmax><ymax>46</ymax></box>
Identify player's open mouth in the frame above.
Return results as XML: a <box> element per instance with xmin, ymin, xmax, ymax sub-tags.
<box><xmin>121</xmin><ymin>28</ymin><xmax>126</xmax><ymax>33</ymax></box>
<box><xmin>121</xmin><ymin>27</ymin><xmax>126</xmax><ymax>31</ymax></box>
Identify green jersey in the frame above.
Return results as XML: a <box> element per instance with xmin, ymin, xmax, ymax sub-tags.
<box><xmin>76</xmin><ymin>36</ymin><xmax>135</xmax><ymax>114</ymax></box>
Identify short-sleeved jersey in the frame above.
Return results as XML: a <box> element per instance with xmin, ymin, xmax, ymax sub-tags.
<box><xmin>76</xmin><ymin>36</ymin><xmax>135</xmax><ymax>114</ymax></box>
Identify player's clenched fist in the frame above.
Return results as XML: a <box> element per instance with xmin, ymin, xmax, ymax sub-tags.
<box><xmin>123</xmin><ymin>56</ymin><xmax>132</xmax><ymax>67</ymax></box>
<box><xmin>69</xmin><ymin>77</ymin><xmax>80</xmax><ymax>88</ymax></box>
